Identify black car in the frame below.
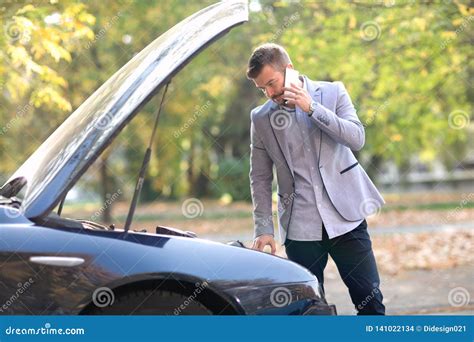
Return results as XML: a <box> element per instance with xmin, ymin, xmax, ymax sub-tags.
<box><xmin>0</xmin><ymin>0</ymin><xmax>336</xmax><ymax>315</ymax></box>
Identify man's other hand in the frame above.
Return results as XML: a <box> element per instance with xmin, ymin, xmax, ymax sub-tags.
<box><xmin>252</xmin><ymin>234</ymin><xmax>276</xmax><ymax>254</ymax></box>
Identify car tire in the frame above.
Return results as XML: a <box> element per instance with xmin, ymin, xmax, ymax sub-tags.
<box><xmin>88</xmin><ymin>289</ymin><xmax>213</xmax><ymax>315</ymax></box>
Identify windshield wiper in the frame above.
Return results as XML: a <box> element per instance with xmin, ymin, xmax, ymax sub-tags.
<box><xmin>124</xmin><ymin>82</ymin><xmax>170</xmax><ymax>233</ymax></box>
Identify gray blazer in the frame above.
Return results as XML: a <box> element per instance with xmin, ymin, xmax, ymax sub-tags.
<box><xmin>249</xmin><ymin>77</ymin><xmax>385</xmax><ymax>242</ymax></box>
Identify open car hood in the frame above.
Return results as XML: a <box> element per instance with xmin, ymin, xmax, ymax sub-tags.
<box><xmin>0</xmin><ymin>0</ymin><xmax>248</xmax><ymax>219</ymax></box>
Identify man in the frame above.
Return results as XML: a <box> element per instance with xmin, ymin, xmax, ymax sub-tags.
<box><xmin>247</xmin><ymin>43</ymin><xmax>385</xmax><ymax>315</ymax></box>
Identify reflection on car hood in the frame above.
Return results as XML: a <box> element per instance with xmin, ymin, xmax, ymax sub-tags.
<box><xmin>1</xmin><ymin>0</ymin><xmax>248</xmax><ymax>219</ymax></box>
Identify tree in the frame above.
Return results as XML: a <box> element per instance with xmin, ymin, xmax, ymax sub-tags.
<box><xmin>0</xmin><ymin>1</ymin><xmax>95</xmax><ymax>177</ymax></box>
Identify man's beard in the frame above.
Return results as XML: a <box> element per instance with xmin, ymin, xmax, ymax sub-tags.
<box><xmin>271</xmin><ymin>91</ymin><xmax>285</xmax><ymax>104</ymax></box>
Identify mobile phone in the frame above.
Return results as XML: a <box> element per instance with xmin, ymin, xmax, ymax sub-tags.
<box><xmin>283</xmin><ymin>68</ymin><xmax>299</xmax><ymax>103</ymax></box>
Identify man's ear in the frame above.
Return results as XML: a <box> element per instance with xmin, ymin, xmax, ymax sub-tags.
<box><xmin>286</xmin><ymin>63</ymin><xmax>294</xmax><ymax>69</ymax></box>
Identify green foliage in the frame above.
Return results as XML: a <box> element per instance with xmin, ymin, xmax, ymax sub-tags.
<box><xmin>252</xmin><ymin>0</ymin><xmax>472</xmax><ymax>169</ymax></box>
<box><xmin>0</xmin><ymin>1</ymin><xmax>95</xmax><ymax>176</ymax></box>
<box><xmin>0</xmin><ymin>0</ymin><xmax>471</xmax><ymax>204</ymax></box>
<box><xmin>1</xmin><ymin>2</ymin><xmax>94</xmax><ymax>110</ymax></box>
<box><xmin>212</xmin><ymin>156</ymin><xmax>251</xmax><ymax>201</ymax></box>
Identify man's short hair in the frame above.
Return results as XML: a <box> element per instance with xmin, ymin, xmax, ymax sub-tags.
<box><xmin>246</xmin><ymin>43</ymin><xmax>291</xmax><ymax>79</ymax></box>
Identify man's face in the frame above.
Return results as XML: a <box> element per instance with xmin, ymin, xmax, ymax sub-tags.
<box><xmin>252</xmin><ymin>64</ymin><xmax>287</xmax><ymax>105</ymax></box>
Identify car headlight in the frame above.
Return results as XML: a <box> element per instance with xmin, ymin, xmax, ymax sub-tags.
<box><xmin>224</xmin><ymin>280</ymin><xmax>335</xmax><ymax>315</ymax></box>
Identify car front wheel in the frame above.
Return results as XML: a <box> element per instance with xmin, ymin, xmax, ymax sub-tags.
<box><xmin>88</xmin><ymin>289</ymin><xmax>213</xmax><ymax>315</ymax></box>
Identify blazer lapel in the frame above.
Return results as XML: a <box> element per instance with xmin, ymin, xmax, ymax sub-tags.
<box><xmin>305</xmin><ymin>77</ymin><xmax>324</xmax><ymax>165</ymax></box>
<box><xmin>305</xmin><ymin>76</ymin><xmax>322</xmax><ymax>105</ymax></box>
<box><xmin>267</xmin><ymin>102</ymin><xmax>294</xmax><ymax>178</ymax></box>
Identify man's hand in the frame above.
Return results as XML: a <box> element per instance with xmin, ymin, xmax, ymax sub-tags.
<box><xmin>252</xmin><ymin>234</ymin><xmax>276</xmax><ymax>254</ymax></box>
<box><xmin>283</xmin><ymin>83</ymin><xmax>312</xmax><ymax>113</ymax></box>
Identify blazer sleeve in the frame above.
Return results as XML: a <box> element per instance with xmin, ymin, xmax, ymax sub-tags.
<box><xmin>309</xmin><ymin>81</ymin><xmax>365</xmax><ymax>151</ymax></box>
<box><xmin>249</xmin><ymin>114</ymin><xmax>275</xmax><ymax>238</ymax></box>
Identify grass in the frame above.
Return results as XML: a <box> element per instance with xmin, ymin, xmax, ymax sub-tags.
<box><xmin>109</xmin><ymin>201</ymin><xmax>474</xmax><ymax>223</ymax></box>
<box><xmin>61</xmin><ymin>192</ymin><xmax>473</xmax><ymax>224</ymax></box>
<box><xmin>384</xmin><ymin>201</ymin><xmax>474</xmax><ymax>212</ymax></box>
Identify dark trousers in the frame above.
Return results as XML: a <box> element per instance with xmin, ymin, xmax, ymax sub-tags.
<box><xmin>284</xmin><ymin>220</ymin><xmax>385</xmax><ymax>315</ymax></box>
